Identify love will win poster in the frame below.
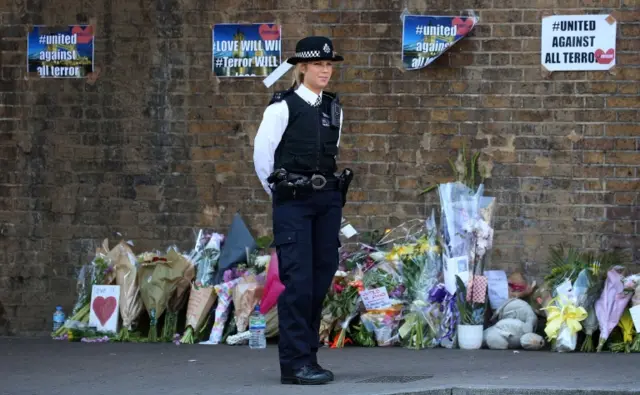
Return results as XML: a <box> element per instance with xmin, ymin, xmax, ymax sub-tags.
<box><xmin>212</xmin><ymin>23</ymin><xmax>282</xmax><ymax>78</ymax></box>
<box><xmin>401</xmin><ymin>15</ymin><xmax>478</xmax><ymax>70</ymax></box>
<box><xmin>90</xmin><ymin>285</ymin><xmax>121</xmax><ymax>334</ymax></box>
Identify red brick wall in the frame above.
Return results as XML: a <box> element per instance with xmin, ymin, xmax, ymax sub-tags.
<box><xmin>0</xmin><ymin>0</ymin><xmax>638</xmax><ymax>334</ymax></box>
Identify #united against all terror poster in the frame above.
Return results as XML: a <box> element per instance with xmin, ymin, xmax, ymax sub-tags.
<box><xmin>212</xmin><ymin>23</ymin><xmax>282</xmax><ymax>77</ymax></box>
<box><xmin>401</xmin><ymin>15</ymin><xmax>478</xmax><ymax>71</ymax></box>
<box><xmin>541</xmin><ymin>14</ymin><xmax>617</xmax><ymax>72</ymax></box>
<box><xmin>27</xmin><ymin>25</ymin><xmax>94</xmax><ymax>78</ymax></box>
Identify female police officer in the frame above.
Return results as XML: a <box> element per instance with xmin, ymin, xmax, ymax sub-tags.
<box><xmin>253</xmin><ymin>36</ymin><xmax>348</xmax><ymax>385</ymax></box>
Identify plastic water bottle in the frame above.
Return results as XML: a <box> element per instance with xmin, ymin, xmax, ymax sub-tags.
<box><xmin>249</xmin><ymin>304</ymin><xmax>266</xmax><ymax>349</ymax></box>
<box><xmin>53</xmin><ymin>306</ymin><xmax>65</xmax><ymax>332</ymax></box>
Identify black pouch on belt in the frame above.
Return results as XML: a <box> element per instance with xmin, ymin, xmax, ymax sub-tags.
<box><xmin>337</xmin><ymin>168</ymin><xmax>354</xmax><ymax>207</ymax></box>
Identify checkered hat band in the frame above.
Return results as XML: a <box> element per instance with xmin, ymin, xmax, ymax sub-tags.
<box><xmin>295</xmin><ymin>50</ymin><xmax>321</xmax><ymax>58</ymax></box>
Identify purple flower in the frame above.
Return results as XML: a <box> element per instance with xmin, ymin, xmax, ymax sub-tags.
<box><xmin>428</xmin><ymin>284</ymin><xmax>447</xmax><ymax>304</ymax></box>
<box><xmin>223</xmin><ymin>269</ymin><xmax>234</xmax><ymax>283</ymax></box>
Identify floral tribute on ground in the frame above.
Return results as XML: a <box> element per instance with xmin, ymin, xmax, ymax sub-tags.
<box><xmin>50</xmin><ymin>177</ymin><xmax>640</xmax><ymax>353</ymax></box>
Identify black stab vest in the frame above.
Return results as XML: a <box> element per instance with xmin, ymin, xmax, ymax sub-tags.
<box><xmin>272</xmin><ymin>89</ymin><xmax>340</xmax><ymax>175</ymax></box>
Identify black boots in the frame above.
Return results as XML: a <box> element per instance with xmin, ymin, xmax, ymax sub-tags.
<box><xmin>312</xmin><ymin>363</ymin><xmax>334</xmax><ymax>381</ymax></box>
<box><xmin>280</xmin><ymin>364</ymin><xmax>333</xmax><ymax>385</ymax></box>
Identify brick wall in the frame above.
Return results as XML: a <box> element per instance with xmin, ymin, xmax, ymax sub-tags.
<box><xmin>1</xmin><ymin>0</ymin><xmax>639</xmax><ymax>334</ymax></box>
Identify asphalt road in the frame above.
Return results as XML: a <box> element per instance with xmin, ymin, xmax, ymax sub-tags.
<box><xmin>1</xmin><ymin>337</ymin><xmax>639</xmax><ymax>395</ymax></box>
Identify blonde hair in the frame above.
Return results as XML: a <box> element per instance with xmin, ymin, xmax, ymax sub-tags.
<box><xmin>291</xmin><ymin>63</ymin><xmax>305</xmax><ymax>88</ymax></box>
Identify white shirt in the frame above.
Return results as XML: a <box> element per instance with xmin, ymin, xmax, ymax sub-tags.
<box><xmin>253</xmin><ymin>83</ymin><xmax>343</xmax><ymax>196</ymax></box>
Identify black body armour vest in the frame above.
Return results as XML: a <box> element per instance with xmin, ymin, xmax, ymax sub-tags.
<box><xmin>270</xmin><ymin>88</ymin><xmax>341</xmax><ymax>176</ymax></box>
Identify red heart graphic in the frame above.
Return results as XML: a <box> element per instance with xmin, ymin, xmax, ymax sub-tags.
<box><xmin>594</xmin><ymin>48</ymin><xmax>615</xmax><ymax>64</ymax></box>
<box><xmin>451</xmin><ymin>17</ymin><xmax>474</xmax><ymax>36</ymax></box>
<box><xmin>71</xmin><ymin>25</ymin><xmax>93</xmax><ymax>44</ymax></box>
<box><xmin>259</xmin><ymin>24</ymin><xmax>280</xmax><ymax>41</ymax></box>
<box><xmin>92</xmin><ymin>296</ymin><xmax>117</xmax><ymax>326</ymax></box>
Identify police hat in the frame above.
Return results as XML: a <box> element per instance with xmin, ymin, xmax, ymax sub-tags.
<box><xmin>287</xmin><ymin>36</ymin><xmax>344</xmax><ymax>65</ymax></box>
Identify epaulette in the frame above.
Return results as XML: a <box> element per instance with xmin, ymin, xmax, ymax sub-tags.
<box><xmin>322</xmin><ymin>91</ymin><xmax>340</xmax><ymax>103</ymax></box>
<box><xmin>269</xmin><ymin>86</ymin><xmax>295</xmax><ymax>105</ymax></box>
<box><xmin>322</xmin><ymin>91</ymin><xmax>338</xmax><ymax>101</ymax></box>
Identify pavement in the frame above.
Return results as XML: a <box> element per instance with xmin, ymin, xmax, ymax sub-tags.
<box><xmin>1</xmin><ymin>337</ymin><xmax>640</xmax><ymax>395</ymax></box>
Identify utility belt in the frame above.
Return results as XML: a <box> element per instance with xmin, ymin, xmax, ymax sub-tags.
<box><xmin>268</xmin><ymin>168</ymin><xmax>353</xmax><ymax>206</ymax></box>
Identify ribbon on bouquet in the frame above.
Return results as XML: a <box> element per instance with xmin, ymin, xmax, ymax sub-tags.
<box><xmin>542</xmin><ymin>296</ymin><xmax>588</xmax><ymax>340</ymax></box>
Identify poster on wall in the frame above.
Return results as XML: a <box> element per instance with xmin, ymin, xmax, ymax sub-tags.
<box><xmin>401</xmin><ymin>15</ymin><xmax>478</xmax><ymax>70</ymax></box>
<box><xmin>27</xmin><ymin>25</ymin><xmax>94</xmax><ymax>78</ymax></box>
<box><xmin>212</xmin><ymin>23</ymin><xmax>282</xmax><ymax>77</ymax></box>
<box><xmin>541</xmin><ymin>14</ymin><xmax>617</xmax><ymax>72</ymax></box>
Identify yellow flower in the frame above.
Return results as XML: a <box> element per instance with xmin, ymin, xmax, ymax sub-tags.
<box><xmin>542</xmin><ymin>296</ymin><xmax>588</xmax><ymax>340</ymax></box>
<box><xmin>396</xmin><ymin>244</ymin><xmax>414</xmax><ymax>256</ymax></box>
<box><xmin>619</xmin><ymin>309</ymin><xmax>634</xmax><ymax>344</ymax></box>
<box><xmin>415</xmin><ymin>237</ymin><xmax>440</xmax><ymax>255</ymax></box>
<box><xmin>385</xmin><ymin>246</ymin><xmax>400</xmax><ymax>261</ymax></box>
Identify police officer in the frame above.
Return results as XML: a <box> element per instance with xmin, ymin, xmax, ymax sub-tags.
<box><xmin>253</xmin><ymin>36</ymin><xmax>351</xmax><ymax>385</ymax></box>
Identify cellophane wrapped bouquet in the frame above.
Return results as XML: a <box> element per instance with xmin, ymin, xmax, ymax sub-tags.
<box><xmin>358</xmin><ymin>256</ymin><xmax>404</xmax><ymax>347</ymax></box>
<box><xmin>395</xmin><ymin>212</ymin><xmax>444</xmax><ymax>349</ymax></box>
<box><xmin>161</xmin><ymin>247</ymin><xmax>196</xmax><ymax>342</ymax></box>
<box><xmin>438</xmin><ymin>182</ymin><xmax>495</xmax><ymax>334</ymax></box>
<box><xmin>138</xmin><ymin>248</ymin><xmax>192</xmax><ymax>342</ymax></box>
<box><xmin>542</xmin><ymin>271</ymin><xmax>589</xmax><ymax>352</ymax></box>
<box><xmin>112</xmin><ymin>240</ymin><xmax>144</xmax><ymax>342</ymax></box>
<box><xmin>595</xmin><ymin>267</ymin><xmax>633</xmax><ymax>352</ymax></box>
<box><xmin>52</xmin><ymin>244</ymin><xmax>116</xmax><ymax>339</ymax></box>
<box><xmin>180</xmin><ymin>230</ymin><xmax>224</xmax><ymax>344</ymax></box>
<box><xmin>626</xmin><ymin>275</ymin><xmax>640</xmax><ymax>352</ymax></box>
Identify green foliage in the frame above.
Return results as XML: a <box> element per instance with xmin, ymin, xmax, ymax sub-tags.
<box><xmin>255</xmin><ymin>235</ymin><xmax>273</xmax><ymax>250</ymax></box>
<box><xmin>544</xmin><ymin>243</ymin><xmax>631</xmax><ymax>295</ymax></box>
<box><xmin>419</xmin><ymin>143</ymin><xmax>484</xmax><ymax>195</ymax></box>
<box><xmin>455</xmin><ymin>275</ymin><xmax>473</xmax><ymax>325</ymax></box>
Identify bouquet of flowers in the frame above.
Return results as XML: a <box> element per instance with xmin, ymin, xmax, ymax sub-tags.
<box><xmin>542</xmin><ymin>273</ymin><xmax>589</xmax><ymax>352</ymax></box>
<box><xmin>52</xmin><ymin>246</ymin><xmax>116</xmax><ymax>338</ymax></box>
<box><xmin>608</xmin><ymin>274</ymin><xmax>640</xmax><ymax>352</ymax></box>
<box><xmin>111</xmin><ymin>240</ymin><xmax>144</xmax><ymax>342</ymax></box>
<box><xmin>180</xmin><ymin>231</ymin><xmax>224</xmax><ymax>344</ymax></box>
<box><xmin>609</xmin><ymin>308</ymin><xmax>635</xmax><ymax>353</ymax></box>
<box><xmin>595</xmin><ymin>267</ymin><xmax>633</xmax><ymax>352</ymax></box>
<box><xmin>361</xmin><ymin>259</ymin><xmax>404</xmax><ymax>302</ymax></box>
<box><xmin>326</xmin><ymin>275</ymin><xmax>364</xmax><ymax>348</ymax></box>
<box><xmin>204</xmin><ymin>277</ymin><xmax>241</xmax><ymax>344</ymax></box>
<box><xmin>360</xmin><ymin>304</ymin><xmax>403</xmax><ymax>346</ymax></box>
<box><xmin>161</xmin><ymin>247</ymin><xmax>196</xmax><ymax>342</ymax></box>
<box><xmin>428</xmin><ymin>284</ymin><xmax>458</xmax><ymax>346</ymax></box>
<box><xmin>627</xmin><ymin>275</ymin><xmax>640</xmax><ymax>352</ymax></box>
<box><xmin>138</xmin><ymin>250</ymin><xmax>191</xmax><ymax>342</ymax></box>
<box><xmin>232</xmin><ymin>271</ymin><xmax>265</xmax><ymax>333</ymax></box>
<box><xmin>398</xmin><ymin>299</ymin><xmax>441</xmax><ymax>349</ymax></box>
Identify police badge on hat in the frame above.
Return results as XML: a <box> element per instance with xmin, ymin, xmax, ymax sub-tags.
<box><xmin>287</xmin><ymin>36</ymin><xmax>344</xmax><ymax>65</ymax></box>
<box><xmin>263</xmin><ymin>36</ymin><xmax>343</xmax><ymax>88</ymax></box>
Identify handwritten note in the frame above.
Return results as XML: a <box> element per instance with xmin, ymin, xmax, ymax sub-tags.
<box><xmin>484</xmin><ymin>270</ymin><xmax>509</xmax><ymax>310</ymax></box>
<box><xmin>359</xmin><ymin>287</ymin><xmax>392</xmax><ymax>310</ymax></box>
<box><xmin>89</xmin><ymin>285</ymin><xmax>120</xmax><ymax>333</ymax></box>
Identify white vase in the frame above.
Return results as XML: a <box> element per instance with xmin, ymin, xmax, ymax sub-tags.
<box><xmin>457</xmin><ymin>324</ymin><xmax>483</xmax><ymax>349</ymax></box>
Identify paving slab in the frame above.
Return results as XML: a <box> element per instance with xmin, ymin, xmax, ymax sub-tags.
<box><xmin>1</xmin><ymin>337</ymin><xmax>639</xmax><ymax>395</ymax></box>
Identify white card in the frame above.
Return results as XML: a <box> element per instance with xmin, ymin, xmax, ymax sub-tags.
<box><xmin>89</xmin><ymin>285</ymin><xmax>121</xmax><ymax>334</ymax></box>
<box><xmin>359</xmin><ymin>287</ymin><xmax>392</xmax><ymax>310</ymax></box>
<box><xmin>443</xmin><ymin>254</ymin><xmax>469</xmax><ymax>295</ymax></box>
<box><xmin>340</xmin><ymin>224</ymin><xmax>358</xmax><ymax>238</ymax></box>
<box><xmin>484</xmin><ymin>270</ymin><xmax>509</xmax><ymax>310</ymax></box>
<box><xmin>630</xmin><ymin>305</ymin><xmax>640</xmax><ymax>333</ymax></box>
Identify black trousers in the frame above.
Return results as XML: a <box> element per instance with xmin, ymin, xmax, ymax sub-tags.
<box><xmin>272</xmin><ymin>188</ymin><xmax>342</xmax><ymax>371</ymax></box>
